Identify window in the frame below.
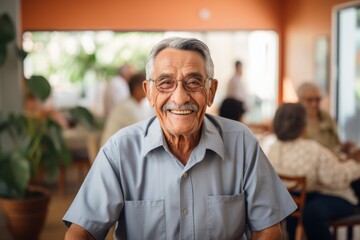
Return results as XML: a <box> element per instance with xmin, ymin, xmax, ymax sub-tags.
<box><xmin>23</xmin><ymin>30</ymin><xmax>278</xmax><ymax>123</ymax></box>
<box><xmin>333</xmin><ymin>2</ymin><xmax>360</xmax><ymax>146</ymax></box>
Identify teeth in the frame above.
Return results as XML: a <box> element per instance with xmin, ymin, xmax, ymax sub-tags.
<box><xmin>170</xmin><ymin>110</ymin><xmax>192</xmax><ymax>115</ymax></box>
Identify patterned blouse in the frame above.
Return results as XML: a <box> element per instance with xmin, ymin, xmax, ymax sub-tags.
<box><xmin>267</xmin><ymin>138</ymin><xmax>360</xmax><ymax>204</ymax></box>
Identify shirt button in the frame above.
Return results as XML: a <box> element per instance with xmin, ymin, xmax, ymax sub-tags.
<box><xmin>183</xmin><ymin>172</ymin><xmax>188</xmax><ymax>178</ymax></box>
<box><xmin>183</xmin><ymin>208</ymin><xmax>189</xmax><ymax>215</ymax></box>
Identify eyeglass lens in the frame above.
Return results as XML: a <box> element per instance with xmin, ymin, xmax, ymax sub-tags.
<box><xmin>154</xmin><ymin>76</ymin><xmax>206</xmax><ymax>92</ymax></box>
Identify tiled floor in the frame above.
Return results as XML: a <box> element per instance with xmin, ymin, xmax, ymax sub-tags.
<box><xmin>0</xmin><ymin>168</ymin><xmax>113</xmax><ymax>240</ymax></box>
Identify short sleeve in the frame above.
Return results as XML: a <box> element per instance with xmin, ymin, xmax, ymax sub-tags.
<box><xmin>243</xmin><ymin>143</ymin><xmax>297</xmax><ymax>231</ymax></box>
<box><xmin>62</xmin><ymin>147</ymin><xmax>124</xmax><ymax>239</ymax></box>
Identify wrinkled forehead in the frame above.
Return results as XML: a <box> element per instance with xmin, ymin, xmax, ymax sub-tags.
<box><xmin>153</xmin><ymin>48</ymin><xmax>207</xmax><ymax>77</ymax></box>
<box><xmin>300</xmin><ymin>86</ymin><xmax>321</xmax><ymax>98</ymax></box>
<box><xmin>304</xmin><ymin>88</ymin><xmax>321</xmax><ymax>97</ymax></box>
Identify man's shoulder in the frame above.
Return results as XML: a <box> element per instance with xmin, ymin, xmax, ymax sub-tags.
<box><xmin>205</xmin><ymin>114</ymin><xmax>256</xmax><ymax>140</ymax></box>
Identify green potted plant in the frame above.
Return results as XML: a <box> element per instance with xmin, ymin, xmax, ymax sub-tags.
<box><xmin>0</xmin><ymin>12</ymin><xmax>27</xmax><ymax>67</ymax></box>
<box><xmin>0</xmin><ymin>12</ymin><xmax>15</xmax><ymax>67</ymax></box>
<box><xmin>0</xmin><ymin>75</ymin><xmax>71</xmax><ymax>240</ymax></box>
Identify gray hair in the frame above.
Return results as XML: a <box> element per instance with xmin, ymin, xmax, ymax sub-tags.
<box><xmin>296</xmin><ymin>82</ymin><xmax>321</xmax><ymax>99</ymax></box>
<box><xmin>145</xmin><ymin>37</ymin><xmax>214</xmax><ymax>80</ymax></box>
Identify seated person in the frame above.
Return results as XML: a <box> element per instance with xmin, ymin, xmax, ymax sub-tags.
<box><xmin>103</xmin><ymin>63</ymin><xmax>136</xmax><ymax>118</ymax></box>
<box><xmin>267</xmin><ymin>102</ymin><xmax>360</xmax><ymax>240</ymax></box>
<box><xmin>297</xmin><ymin>82</ymin><xmax>360</xmax><ymax>204</ymax></box>
<box><xmin>218</xmin><ymin>97</ymin><xmax>246</xmax><ymax>122</ymax></box>
<box><xmin>100</xmin><ymin>72</ymin><xmax>153</xmax><ymax>146</ymax></box>
<box><xmin>63</xmin><ymin>37</ymin><xmax>296</xmax><ymax>240</ymax></box>
<box><xmin>297</xmin><ymin>82</ymin><xmax>360</xmax><ymax>159</ymax></box>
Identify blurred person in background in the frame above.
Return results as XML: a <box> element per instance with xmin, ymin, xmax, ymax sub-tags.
<box><xmin>297</xmin><ymin>82</ymin><xmax>340</xmax><ymax>150</ymax></box>
<box><xmin>219</xmin><ymin>97</ymin><xmax>246</xmax><ymax>122</ymax></box>
<box><xmin>101</xmin><ymin>71</ymin><xmax>153</xmax><ymax>146</ymax></box>
<box><xmin>297</xmin><ymin>82</ymin><xmax>360</xmax><ymax>157</ymax></box>
<box><xmin>103</xmin><ymin>63</ymin><xmax>136</xmax><ymax>118</ymax></box>
<box><xmin>226</xmin><ymin>60</ymin><xmax>248</xmax><ymax>110</ymax></box>
<box><xmin>267</xmin><ymin>103</ymin><xmax>360</xmax><ymax>240</ymax></box>
<box><xmin>297</xmin><ymin>82</ymin><xmax>360</xmax><ymax>204</ymax></box>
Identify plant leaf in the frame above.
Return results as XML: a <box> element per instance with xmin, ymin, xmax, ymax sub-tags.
<box><xmin>0</xmin><ymin>13</ymin><xmax>15</xmax><ymax>44</ymax></box>
<box><xmin>27</xmin><ymin>75</ymin><xmax>51</xmax><ymax>101</ymax></box>
<box><xmin>0</xmin><ymin>151</ymin><xmax>30</xmax><ymax>198</ymax></box>
<box><xmin>0</xmin><ymin>45</ymin><xmax>6</xmax><ymax>67</ymax></box>
<box><xmin>69</xmin><ymin>106</ymin><xmax>98</xmax><ymax>130</ymax></box>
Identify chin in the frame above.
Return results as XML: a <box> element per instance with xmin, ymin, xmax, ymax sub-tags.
<box><xmin>167</xmin><ymin>125</ymin><xmax>199</xmax><ymax>137</ymax></box>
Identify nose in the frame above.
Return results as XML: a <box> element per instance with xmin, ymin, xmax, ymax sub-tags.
<box><xmin>171</xmin><ymin>80</ymin><xmax>190</xmax><ymax>104</ymax></box>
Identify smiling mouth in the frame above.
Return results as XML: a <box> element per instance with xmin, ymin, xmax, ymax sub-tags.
<box><xmin>169</xmin><ymin>109</ymin><xmax>194</xmax><ymax>115</ymax></box>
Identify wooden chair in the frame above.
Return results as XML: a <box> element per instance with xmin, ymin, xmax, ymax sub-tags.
<box><xmin>278</xmin><ymin>174</ymin><xmax>307</xmax><ymax>240</ymax></box>
<box><xmin>330</xmin><ymin>208</ymin><xmax>360</xmax><ymax>240</ymax></box>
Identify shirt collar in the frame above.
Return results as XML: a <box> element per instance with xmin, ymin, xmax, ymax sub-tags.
<box><xmin>200</xmin><ymin>115</ymin><xmax>225</xmax><ymax>160</ymax></box>
<box><xmin>142</xmin><ymin>115</ymin><xmax>225</xmax><ymax>160</ymax></box>
<box><xmin>143</xmin><ymin>117</ymin><xmax>164</xmax><ymax>156</ymax></box>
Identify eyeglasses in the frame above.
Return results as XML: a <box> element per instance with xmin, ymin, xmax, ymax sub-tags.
<box><xmin>149</xmin><ymin>76</ymin><xmax>211</xmax><ymax>93</ymax></box>
<box><xmin>304</xmin><ymin>97</ymin><xmax>322</xmax><ymax>103</ymax></box>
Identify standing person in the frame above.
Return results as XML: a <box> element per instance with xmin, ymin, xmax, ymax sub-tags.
<box><xmin>100</xmin><ymin>71</ymin><xmax>153</xmax><ymax>146</ymax></box>
<box><xmin>267</xmin><ymin>103</ymin><xmax>360</xmax><ymax>240</ymax></box>
<box><xmin>226</xmin><ymin>60</ymin><xmax>248</xmax><ymax>109</ymax></box>
<box><xmin>103</xmin><ymin>63</ymin><xmax>136</xmax><ymax>118</ymax></box>
<box><xmin>63</xmin><ymin>37</ymin><xmax>296</xmax><ymax>240</ymax></box>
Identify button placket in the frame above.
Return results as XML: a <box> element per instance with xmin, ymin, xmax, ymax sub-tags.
<box><xmin>179</xmin><ymin>171</ymin><xmax>194</xmax><ymax>239</ymax></box>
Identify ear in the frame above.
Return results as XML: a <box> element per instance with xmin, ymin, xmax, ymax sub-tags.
<box><xmin>143</xmin><ymin>80</ymin><xmax>155</xmax><ymax>107</ymax></box>
<box><xmin>207</xmin><ymin>79</ymin><xmax>218</xmax><ymax>107</ymax></box>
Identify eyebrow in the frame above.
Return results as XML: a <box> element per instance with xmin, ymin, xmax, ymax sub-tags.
<box><xmin>155</xmin><ymin>73</ymin><xmax>174</xmax><ymax>79</ymax></box>
<box><xmin>185</xmin><ymin>72</ymin><xmax>204</xmax><ymax>79</ymax></box>
<box><xmin>156</xmin><ymin>72</ymin><xmax>204</xmax><ymax>80</ymax></box>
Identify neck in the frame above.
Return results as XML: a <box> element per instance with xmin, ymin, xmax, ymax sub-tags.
<box><xmin>165</xmin><ymin>130</ymin><xmax>201</xmax><ymax>165</ymax></box>
<box><xmin>307</xmin><ymin>111</ymin><xmax>319</xmax><ymax>123</ymax></box>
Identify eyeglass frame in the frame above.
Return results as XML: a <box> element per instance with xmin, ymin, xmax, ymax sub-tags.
<box><xmin>303</xmin><ymin>96</ymin><xmax>322</xmax><ymax>103</ymax></box>
<box><xmin>148</xmin><ymin>75</ymin><xmax>212</xmax><ymax>93</ymax></box>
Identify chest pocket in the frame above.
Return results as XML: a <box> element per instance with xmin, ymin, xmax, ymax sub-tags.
<box><xmin>124</xmin><ymin>199</ymin><xmax>166</xmax><ymax>240</ymax></box>
<box><xmin>207</xmin><ymin>193</ymin><xmax>246</xmax><ymax>240</ymax></box>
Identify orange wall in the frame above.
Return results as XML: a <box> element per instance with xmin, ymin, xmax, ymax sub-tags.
<box><xmin>282</xmin><ymin>0</ymin><xmax>354</xmax><ymax>105</ymax></box>
<box><xmin>21</xmin><ymin>0</ymin><xmax>282</xmax><ymax>31</ymax></box>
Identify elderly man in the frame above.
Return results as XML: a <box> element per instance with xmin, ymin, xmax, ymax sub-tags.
<box><xmin>63</xmin><ymin>37</ymin><xmax>296</xmax><ymax>240</ymax></box>
<box><xmin>296</xmin><ymin>82</ymin><xmax>341</xmax><ymax>150</ymax></box>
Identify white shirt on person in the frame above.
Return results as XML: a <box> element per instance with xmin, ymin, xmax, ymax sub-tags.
<box><xmin>226</xmin><ymin>74</ymin><xmax>247</xmax><ymax>106</ymax></box>
<box><xmin>101</xmin><ymin>97</ymin><xmax>152</xmax><ymax>145</ymax></box>
<box><xmin>103</xmin><ymin>76</ymin><xmax>130</xmax><ymax>118</ymax></box>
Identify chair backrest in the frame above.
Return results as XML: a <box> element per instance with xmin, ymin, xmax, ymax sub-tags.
<box><xmin>278</xmin><ymin>174</ymin><xmax>307</xmax><ymax>240</ymax></box>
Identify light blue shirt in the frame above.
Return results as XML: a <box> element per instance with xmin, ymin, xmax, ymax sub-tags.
<box><xmin>63</xmin><ymin>114</ymin><xmax>296</xmax><ymax>240</ymax></box>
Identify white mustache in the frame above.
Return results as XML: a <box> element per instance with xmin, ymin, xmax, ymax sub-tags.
<box><xmin>163</xmin><ymin>103</ymin><xmax>198</xmax><ymax>112</ymax></box>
